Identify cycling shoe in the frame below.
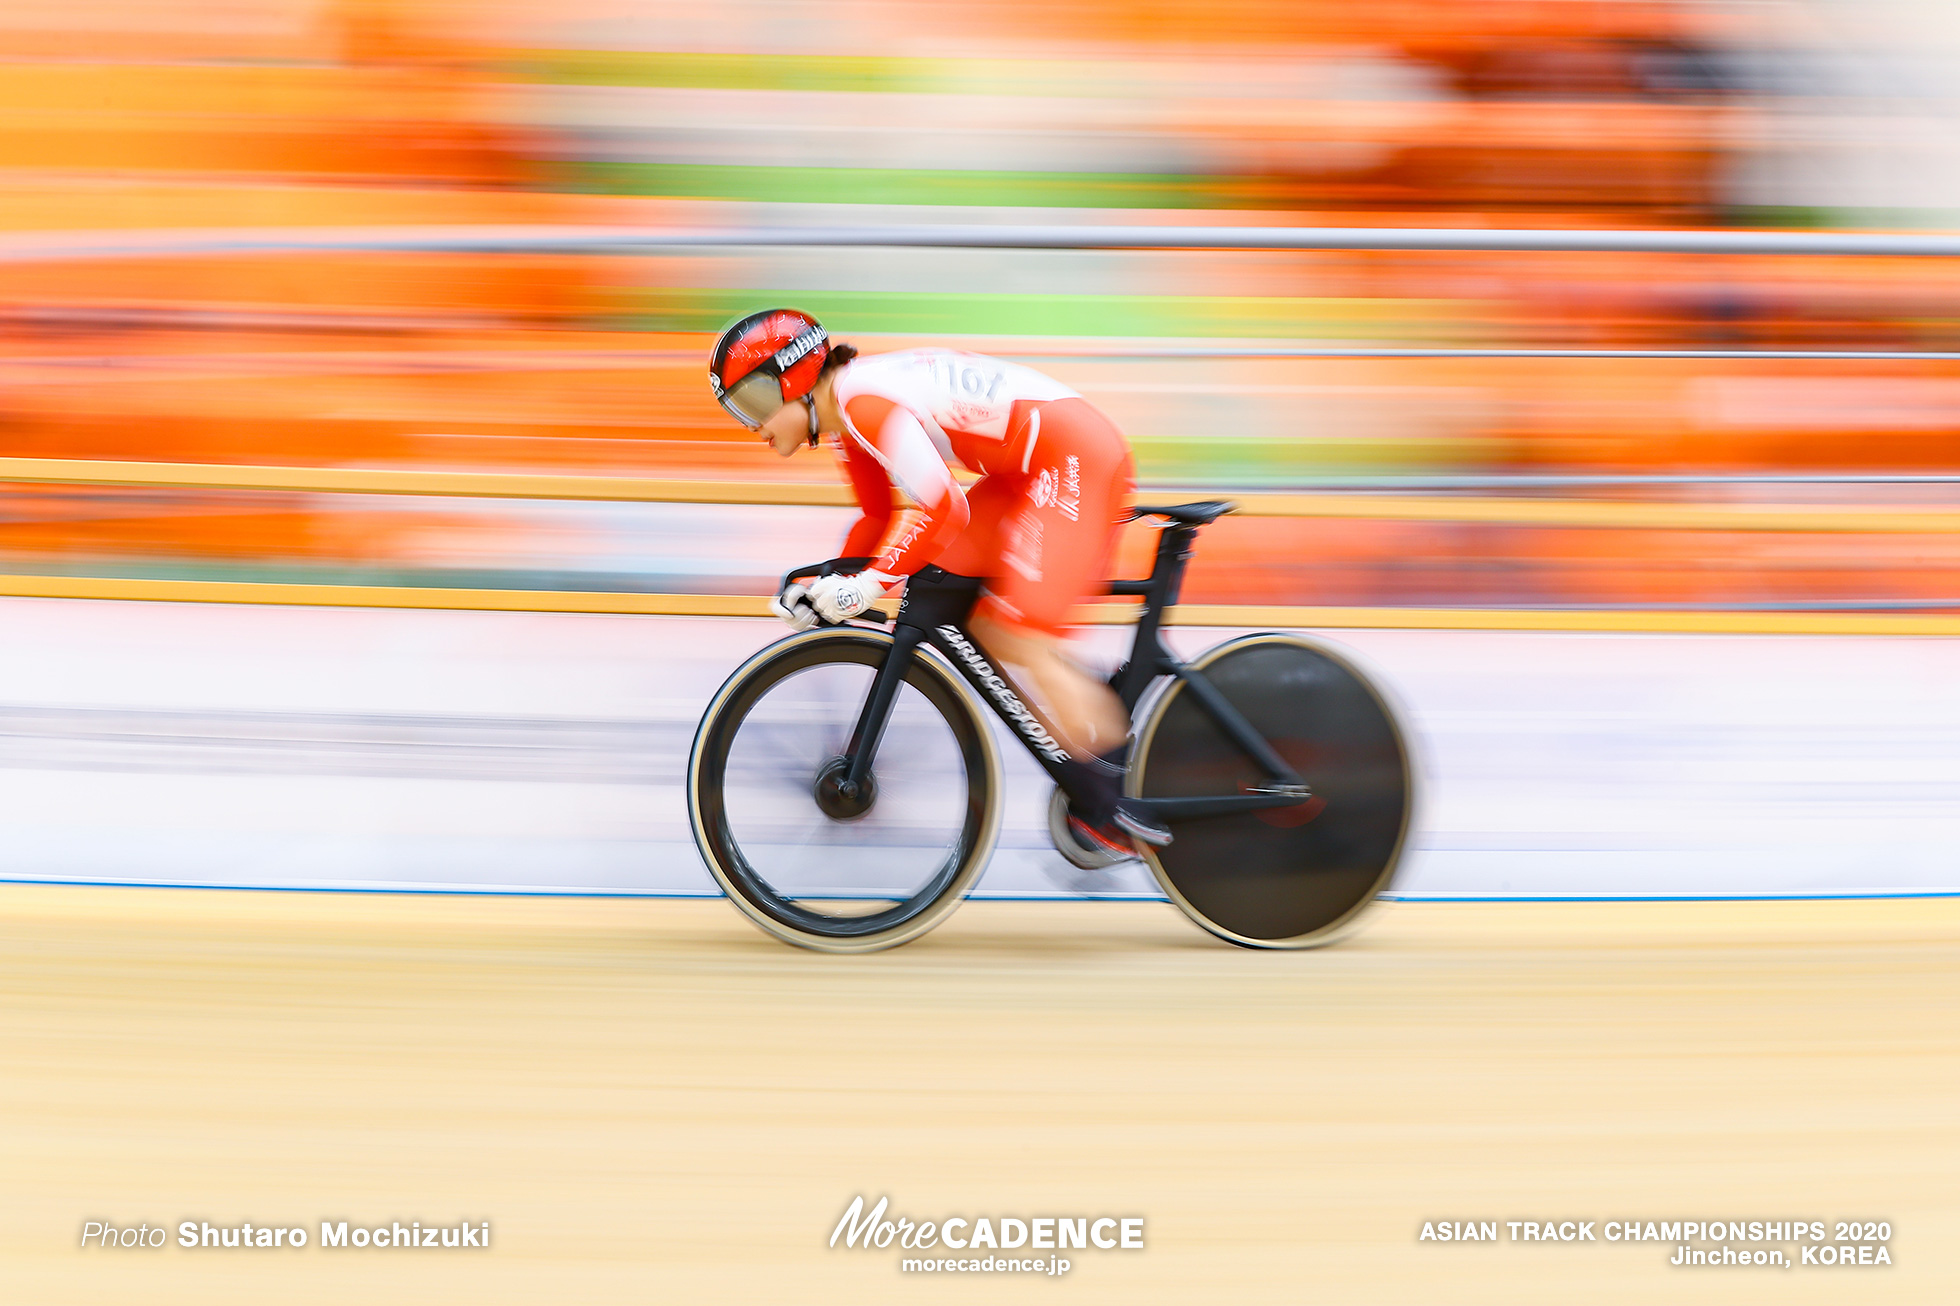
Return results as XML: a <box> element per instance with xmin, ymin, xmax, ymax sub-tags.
<box><xmin>1066</xmin><ymin>813</ymin><xmax>1142</xmax><ymax>862</ymax></box>
<box><xmin>1067</xmin><ymin>801</ymin><xmax>1173</xmax><ymax>860</ymax></box>
<box><xmin>1113</xmin><ymin>799</ymin><xmax>1173</xmax><ymax>848</ymax></box>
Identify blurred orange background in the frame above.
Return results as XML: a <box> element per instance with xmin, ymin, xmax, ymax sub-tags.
<box><xmin>2</xmin><ymin>0</ymin><xmax>1957</xmax><ymax>611</ymax></box>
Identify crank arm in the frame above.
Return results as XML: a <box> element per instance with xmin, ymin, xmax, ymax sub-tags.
<box><xmin>1132</xmin><ymin>787</ymin><xmax>1313</xmax><ymax>820</ymax></box>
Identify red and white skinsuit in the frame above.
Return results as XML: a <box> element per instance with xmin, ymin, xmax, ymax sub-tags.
<box><xmin>831</xmin><ymin>348</ymin><xmax>1135</xmax><ymax>637</ymax></box>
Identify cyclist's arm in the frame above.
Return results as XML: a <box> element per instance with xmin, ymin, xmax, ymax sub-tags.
<box><xmin>837</xmin><ymin>433</ymin><xmax>894</xmax><ymax>558</ymax></box>
<box><xmin>845</xmin><ymin>395</ymin><xmax>968</xmax><ymax>577</ymax></box>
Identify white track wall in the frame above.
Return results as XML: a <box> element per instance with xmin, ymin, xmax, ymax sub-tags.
<box><xmin>1</xmin><ymin>597</ymin><xmax>1955</xmax><ymax>899</ymax></box>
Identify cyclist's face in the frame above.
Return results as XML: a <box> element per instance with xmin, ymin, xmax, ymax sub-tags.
<box><xmin>760</xmin><ymin>396</ymin><xmax>811</xmax><ymax>457</ymax></box>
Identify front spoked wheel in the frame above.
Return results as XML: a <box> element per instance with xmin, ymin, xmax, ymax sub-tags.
<box><xmin>687</xmin><ymin>628</ymin><xmax>1003</xmax><ymax>952</ymax></box>
<box><xmin>1131</xmin><ymin>633</ymin><xmax>1415</xmax><ymax>948</ymax></box>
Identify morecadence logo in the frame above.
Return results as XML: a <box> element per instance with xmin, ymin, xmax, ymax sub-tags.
<box><xmin>830</xmin><ymin>1195</ymin><xmax>1142</xmax><ymax>1275</ymax></box>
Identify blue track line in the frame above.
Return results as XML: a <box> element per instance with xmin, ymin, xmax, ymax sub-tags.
<box><xmin>3</xmin><ymin>876</ymin><xmax>1953</xmax><ymax>903</ymax></box>
<box><xmin>1384</xmin><ymin>890</ymin><xmax>1960</xmax><ymax>903</ymax></box>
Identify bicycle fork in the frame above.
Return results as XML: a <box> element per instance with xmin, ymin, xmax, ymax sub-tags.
<box><xmin>835</xmin><ymin>622</ymin><xmax>924</xmax><ymax>801</ymax></box>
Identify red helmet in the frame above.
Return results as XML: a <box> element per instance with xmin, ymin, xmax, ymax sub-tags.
<box><xmin>708</xmin><ymin>308</ymin><xmax>829</xmax><ymax>434</ymax></box>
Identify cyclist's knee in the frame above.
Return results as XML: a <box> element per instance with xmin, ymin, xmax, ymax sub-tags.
<box><xmin>971</xmin><ymin>597</ymin><xmax>1059</xmax><ymax>647</ymax></box>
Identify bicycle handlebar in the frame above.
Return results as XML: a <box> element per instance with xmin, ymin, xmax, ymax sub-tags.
<box><xmin>778</xmin><ymin>556</ymin><xmax>893</xmax><ymax>628</ymax></box>
<box><xmin>779</xmin><ymin>555</ymin><xmax>875</xmax><ymax>590</ymax></box>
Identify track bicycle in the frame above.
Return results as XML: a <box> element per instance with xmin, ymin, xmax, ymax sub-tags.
<box><xmin>686</xmin><ymin>501</ymin><xmax>1415</xmax><ymax>952</ymax></box>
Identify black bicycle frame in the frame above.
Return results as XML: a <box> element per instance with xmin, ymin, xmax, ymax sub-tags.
<box><xmin>829</xmin><ymin>514</ymin><xmax>1311</xmax><ymax>820</ymax></box>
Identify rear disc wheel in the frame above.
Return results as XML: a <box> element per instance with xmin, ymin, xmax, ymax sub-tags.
<box><xmin>1130</xmin><ymin>633</ymin><xmax>1414</xmax><ymax>948</ymax></box>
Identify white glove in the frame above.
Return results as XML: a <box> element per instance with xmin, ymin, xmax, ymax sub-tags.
<box><xmin>807</xmin><ymin>570</ymin><xmax>900</xmax><ymax>624</ymax></box>
<box><xmin>771</xmin><ymin>580</ymin><xmax>818</xmax><ymax>630</ymax></box>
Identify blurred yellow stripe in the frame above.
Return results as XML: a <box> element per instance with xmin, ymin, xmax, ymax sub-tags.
<box><xmin>1160</xmin><ymin>604</ymin><xmax>1960</xmax><ymax>635</ymax></box>
<box><xmin>2</xmin><ymin>575</ymin><xmax>1957</xmax><ymax>634</ymax></box>
<box><xmin>3</xmin><ymin>457</ymin><xmax>1959</xmax><ymax>532</ymax></box>
<box><xmin>0</xmin><ymin>457</ymin><xmax>858</xmax><ymax>507</ymax></box>
<box><xmin>1222</xmin><ymin>494</ymin><xmax>1960</xmax><ymax>533</ymax></box>
<box><xmin>0</xmin><ymin>575</ymin><xmax>767</xmax><ymax>616</ymax></box>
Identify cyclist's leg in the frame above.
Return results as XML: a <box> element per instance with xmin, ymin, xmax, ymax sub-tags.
<box><xmin>962</xmin><ymin>401</ymin><xmax>1167</xmax><ymax>850</ymax></box>
<box><xmin>969</xmin><ymin>604</ymin><xmax>1141</xmax><ymax>858</ymax></box>
<box><xmin>935</xmin><ymin>472</ymin><xmax>1128</xmax><ymax>753</ymax></box>
<box><xmin>965</xmin><ymin>609</ymin><xmax>1171</xmax><ymax>851</ymax></box>
<box><xmin>966</xmin><ymin>396</ymin><xmax>1135</xmax><ymax>759</ymax></box>
<box><xmin>929</xmin><ymin>475</ymin><xmax>1123</xmax><ymax>752</ymax></box>
<box><xmin>983</xmin><ymin>398</ymin><xmax>1132</xmax><ymax>633</ymax></box>
<box><xmin>966</xmin><ymin>612</ymin><xmax>1128</xmax><ymax>757</ymax></box>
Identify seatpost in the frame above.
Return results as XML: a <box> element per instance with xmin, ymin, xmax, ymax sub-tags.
<box><xmin>1115</xmin><ymin>523</ymin><xmax>1197</xmax><ymax>710</ymax></box>
<box><xmin>1159</xmin><ymin>523</ymin><xmax>1196</xmax><ymax>608</ymax></box>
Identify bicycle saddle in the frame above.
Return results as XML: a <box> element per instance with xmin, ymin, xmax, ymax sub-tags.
<box><xmin>1126</xmin><ymin>500</ymin><xmax>1237</xmax><ymax>526</ymax></box>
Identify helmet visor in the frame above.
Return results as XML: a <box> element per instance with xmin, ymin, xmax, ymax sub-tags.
<box><xmin>720</xmin><ymin>370</ymin><xmax>787</xmax><ymax>429</ymax></box>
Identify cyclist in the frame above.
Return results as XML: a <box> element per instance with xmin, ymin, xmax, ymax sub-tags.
<box><xmin>708</xmin><ymin>307</ymin><xmax>1171</xmax><ymax>857</ymax></box>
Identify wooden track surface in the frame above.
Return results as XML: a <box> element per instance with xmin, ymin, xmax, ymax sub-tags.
<box><xmin>4</xmin><ymin>887</ymin><xmax>1955</xmax><ymax>1304</ymax></box>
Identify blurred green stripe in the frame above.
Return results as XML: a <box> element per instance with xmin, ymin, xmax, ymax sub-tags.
<box><xmin>560</xmin><ymin>162</ymin><xmax>1289</xmax><ymax>209</ymax></box>
<box><xmin>513</xmin><ymin>50</ymin><xmax>1101</xmax><ymax>96</ymax></box>
<box><xmin>619</xmin><ymin>289</ymin><xmax>1444</xmax><ymax>340</ymax></box>
<box><xmin>1129</xmin><ymin>435</ymin><xmax>1489</xmax><ymax>481</ymax></box>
